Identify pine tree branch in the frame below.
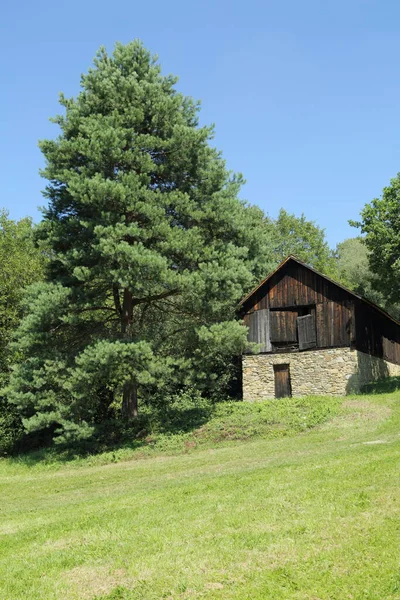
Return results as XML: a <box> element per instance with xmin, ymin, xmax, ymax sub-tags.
<box><xmin>73</xmin><ymin>306</ymin><xmax>118</xmax><ymax>314</ymax></box>
<box><xmin>132</xmin><ymin>289</ymin><xmax>180</xmax><ymax>305</ymax></box>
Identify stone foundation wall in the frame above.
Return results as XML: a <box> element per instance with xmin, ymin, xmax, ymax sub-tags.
<box><xmin>242</xmin><ymin>348</ymin><xmax>400</xmax><ymax>400</ymax></box>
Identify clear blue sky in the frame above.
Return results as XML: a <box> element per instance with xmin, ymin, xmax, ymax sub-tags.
<box><xmin>1</xmin><ymin>0</ymin><xmax>399</xmax><ymax>247</ymax></box>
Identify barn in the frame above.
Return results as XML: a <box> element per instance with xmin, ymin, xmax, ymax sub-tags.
<box><xmin>240</xmin><ymin>255</ymin><xmax>400</xmax><ymax>399</ymax></box>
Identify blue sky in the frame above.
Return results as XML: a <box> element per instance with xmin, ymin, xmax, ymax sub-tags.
<box><xmin>1</xmin><ymin>0</ymin><xmax>399</xmax><ymax>247</ymax></box>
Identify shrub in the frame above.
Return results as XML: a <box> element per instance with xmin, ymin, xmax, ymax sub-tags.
<box><xmin>0</xmin><ymin>397</ymin><xmax>25</xmax><ymax>455</ymax></box>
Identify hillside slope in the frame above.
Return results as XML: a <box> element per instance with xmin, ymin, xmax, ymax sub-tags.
<box><xmin>1</xmin><ymin>393</ymin><xmax>400</xmax><ymax>599</ymax></box>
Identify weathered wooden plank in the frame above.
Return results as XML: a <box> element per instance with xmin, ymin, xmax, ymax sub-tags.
<box><xmin>316</xmin><ymin>303</ymin><xmax>324</xmax><ymax>347</ymax></box>
<box><xmin>334</xmin><ymin>302</ymin><xmax>340</xmax><ymax>346</ymax></box>
<box><xmin>246</xmin><ymin>308</ymin><xmax>272</xmax><ymax>352</ymax></box>
<box><xmin>304</xmin><ymin>268</ymin><xmax>310</xmax><ymax>305</ymax></box>
<box><xmin>270</xmin><ymin>310</ymin><xmax>298</xmax><ymax>342</ymax></box>
<box><xmin>270</xmin><ymin>311</ymin><xmax>279</xmax><ymax>341</ymax></box>
<box><xmin>297</xmin><ymin>314</ymin><xmax>317</xmax><ymax>350</ymax></box>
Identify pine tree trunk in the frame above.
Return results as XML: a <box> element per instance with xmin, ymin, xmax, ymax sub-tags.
<box><xmin>121</xmin><ymin>288</ymin><xmax>139</xmax><ymax>420</ymax></box>
<box><xmin>122</xmin><ymin>381</ymin><xmax>138</xmax><ymax>420</ymax></box>
<box><xmin>121</xmin><ymin>288</ymin><xmax>133</xmax><ymax>337</ymax></box>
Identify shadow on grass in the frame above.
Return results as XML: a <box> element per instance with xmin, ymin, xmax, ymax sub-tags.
<box><xmin>4</xmin><ymin>396</ymin><xmax>348</xmax><ymax>469</ymax></box>
<box><xmin>4</xmin><ymin>403</ymin><xmax>216</xmax><ymax>468</ymax></box>
<box><xmin>155</xmin><ymin>404</ymin><xmax>214</xmax><ymax>434</ymax></box>
<box><xmin>361</xmin><ymin>376</ymin><xmax>400</xmax><ymax>394</ymax></box>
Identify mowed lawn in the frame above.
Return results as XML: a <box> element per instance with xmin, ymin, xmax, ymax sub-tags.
<box><xmin>1</xmin><ymin>394</ymin><xmax>400</xmax><ymax>599</ymax></box>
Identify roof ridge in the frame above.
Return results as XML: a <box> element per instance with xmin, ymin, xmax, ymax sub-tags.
<box><xmin>239</xmin><ymin>255</ymin><xmax>400</xmax><ymax>328</ymax></box>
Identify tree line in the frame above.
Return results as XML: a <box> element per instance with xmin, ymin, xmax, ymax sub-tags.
<box><xmin>1</xmin><ymin>41</ymin><xmax>398</xmax><ymax>454</ymax></box>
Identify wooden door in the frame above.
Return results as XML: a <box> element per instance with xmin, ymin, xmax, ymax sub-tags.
<box><xmin>297</xmin><ymin>314</ymin><xmax>316</xmax><ymax>350</ymax></box>
<box><xmin>274</xmin><ymin>364</ymin><xmax>292</xmax><ymax>398</ymax></box>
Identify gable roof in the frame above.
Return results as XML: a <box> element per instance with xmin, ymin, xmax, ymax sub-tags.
<box><xmin>240</xmin><ymin>255</ymin><xmax>400</xmax><ymax>328</ymax></box>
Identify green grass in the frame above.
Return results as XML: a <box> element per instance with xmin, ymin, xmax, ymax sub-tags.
<box><xmin>1</xmin><ymin>393</ymin><xmax>400</xmax><ymax>599</ymax></box>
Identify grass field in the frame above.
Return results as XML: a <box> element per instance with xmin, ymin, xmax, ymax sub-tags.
<box><xmin>1</xmin><ymin>393</ymin><xmax>400</xmax><ymax>599</ymax></box>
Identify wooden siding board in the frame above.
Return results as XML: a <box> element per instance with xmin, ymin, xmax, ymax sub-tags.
<box><xmin>317</xmin><ymin>303</ymin><xmax>323</xmax><ymax>347</ymax></box>
<box><xmin>355</xmin><ymin>299</ymin><xmax>400</xmax><ymax>362</ymax></box>
<box><xmin>270</xmin><ymin>310</ymin><xmax>297</xmax><ymax>342</ymax></box>
<box><xmin>305</xmin><ymin>269</ymin><xmax>311</xmax><ymax>304</ymax></box>
<box><xmin>247</xmin><ymin>309</ymin><xmax>272</xmax><ymax>352</ymax></box>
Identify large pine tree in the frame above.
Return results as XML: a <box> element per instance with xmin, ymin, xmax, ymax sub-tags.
<box><xmin>7</xmin><ymin>42</ymin><xmax>272</xmax><ymax>443</ymax></box>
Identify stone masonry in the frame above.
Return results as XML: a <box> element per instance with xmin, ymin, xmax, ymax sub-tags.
<box><xmin>242</xmin><ymin>348</ymin><xmax>400</xmax><ymax>400</ymax></box>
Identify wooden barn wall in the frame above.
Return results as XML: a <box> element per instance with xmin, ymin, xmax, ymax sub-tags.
<box><xmin>244</xmin><ymin>262</ymin><xmax>354</xmax><ymax>312</ymax></box>
<box><xmin>268</xmin><ymin>262</ymin><xmax>354</xmax><ymax>309</ymax></box>
<box><xmin>315</xmin><ymin>301</ymin><xmax>353</xmax><ymax>348</ymax></box>
<box><xmin>354</xmin><ymin>300</ymin><xmax>400</xmax><ymax>365</ymax></box>
<box><xmin>243</xmin><ymin>261</ymin><xmax>400</xmax><ymax>361</ymax></box>
<box><xmin>242</xmin><ymin>262</ymin><xmax>354</xmax><ymax>349</ymax></box>
<box><xmin>270</xmin><ymin>310</ymin><xmax>297</xmax><ymax>342</ymax></box>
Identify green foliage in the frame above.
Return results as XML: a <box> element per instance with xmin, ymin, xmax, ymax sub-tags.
<box><xmin>352</xmin><ymin>173</ymin><xmax>400</xmax><ymax>305</ymax></box>
<box><xmin>0</xmin><ymin>211</ymin><xmax>45</xmax><ymax>380</ymax></box>
<box><xmin>7</xmin><ymin>41</ymin><xmax>270</xmax><ymax>444</ymax></box>
<box><xmin>0</xmin><ymin>397</ymin><xmax>25</xmax><ymax>455</ymax></box>
<box><xmin>270</xmin><ymin>208</ymin><xmax>337</xmax><ymax>276</ymax></box>
<box><xmin>335</xmin><ymin>237</ymin><xmax>373</xmax><ymax>293</ymax></box>
<box><xmin>335</xmin><ymin>237</ymin><xmax>400</xmax><ymax>318</ymax></box>
<box><xmin>145</xmin><ymin>387</ymin><xmax>213</xmax><ymax>435</ymax></box>
<box><xmin>0</xmin><ymin>212</ymin><xmax>45</xmax><ymax>454</ymax></box>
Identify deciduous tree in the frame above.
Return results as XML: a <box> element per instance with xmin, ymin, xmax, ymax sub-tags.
<box><xmin>271</xmin><ymin>209</ymin><xmax>336</xmax><ymax>276</ymax></box>
<box><xmin>352</xmin><ymin>173</ymin><xmax>400</xmax><ymax>305</ymax></box>
<box><xmin>0</xmin><ymin>212</ymin><xmax>45</xmax><ymax>454</ymax></box>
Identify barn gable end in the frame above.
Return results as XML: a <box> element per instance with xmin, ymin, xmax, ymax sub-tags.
<box><xmin>241</xmin><ymin>256</ymin><xmax>400</xmax><ymax>399</ymax></box>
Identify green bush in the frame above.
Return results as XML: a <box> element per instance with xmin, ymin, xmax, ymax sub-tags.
<box><xmin>142</xmin><ymin>388</ymin><xmax>214</xmax><ymax>435</ymax></box>
<box><xmin>0</xmin><ymin>397</ymin><xmax>25</xmax><ymax>455</ymax></box>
